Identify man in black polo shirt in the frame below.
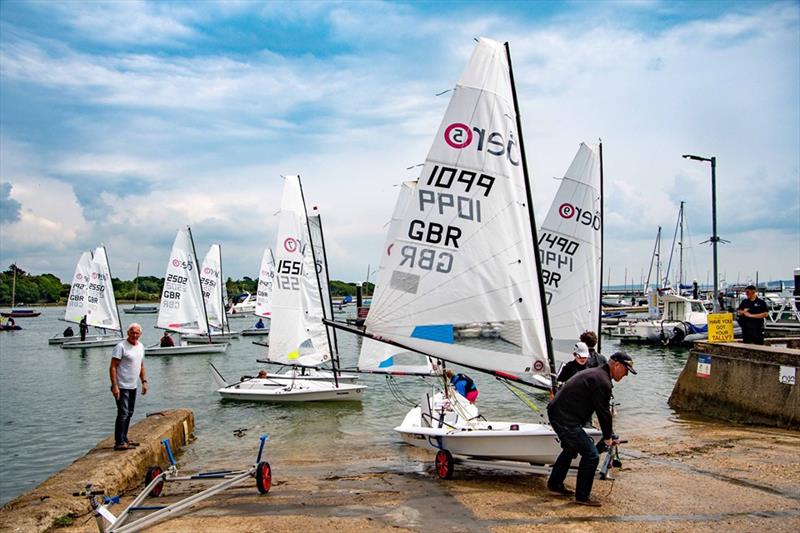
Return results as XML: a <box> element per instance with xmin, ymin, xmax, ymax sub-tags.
<box><xmin>547</xmin><ymin>352</ymin><xmax>636</xmax><ymax>506</ymax></box>
<box><xmin>737</xmin><ymin>285</ymin><xmax>769</xmax><ymax>344</ymax></box>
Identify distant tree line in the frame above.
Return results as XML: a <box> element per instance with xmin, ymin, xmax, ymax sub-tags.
<box><xmin>0</xmin><ymin>264</ymin><xmax>376</xmax><ymax>304</ymax></box>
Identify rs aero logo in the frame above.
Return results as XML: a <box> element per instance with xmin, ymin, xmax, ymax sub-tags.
<box><xmin>559</xmin><ymin>202</ymin><xmax>601</xmax><ymax>231</ymax></box>
<box><xmin>444</xmin><ymin>123</ymin><xmax>520</xmax><ymax>166</ymax></box>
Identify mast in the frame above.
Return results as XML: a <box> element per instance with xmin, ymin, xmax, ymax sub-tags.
<box><xmin>133</xmin><ymin>262</ymin><xmax>140</xmax><ymax>306</ymax></box>
<box><xmin>296</xmin><ymin>177</ymin><xmax>340</xmax><ymax>388</ymax></box>
<box><xmin>314</xmin><ymin>212</ymin><xmax>340</xmax><ymax>367</ymax></box>
<box><xmin>187</xmin><ymin>226</ymin><xmax>212</xmax><ymax>343</ymax></box>
<box><xmin>11</xmin><ymin>264</ymin><xmax>16</xmax><ymax>309</ymax></box>
<box><xmin>679</xmin><ymin>201</ymin><xmax>684</xmax><ymax>289</ymax></box>
<box><xmin>218</xmin><ymin>245</ymin><xmax>230</xmax><ymax>335</ymax></box>
<box><xmin>101</xmin><ymin>245</ymin><xmax>125</xmax><ymax>338</ymax></box>
<box><xmin>656</xmin><ymin>227</ymin><xmax>662</xmax><ymax>289</ymax></box>
<box><xmin>597</xmin><ymin>141</ymin><xmax>604</xmax><ymax>353</ymax></box>
<box><xmin>504</xmin><ymin>42</ymin><xmax>556</xmax><ymax>388</ymax></box>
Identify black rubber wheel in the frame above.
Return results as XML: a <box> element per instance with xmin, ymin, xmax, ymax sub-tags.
<box><xmin>435</xmin><ymin>450</ymin><xmax>454</xmax><ymax>480</ymax></box>
<box><xmin>255</xmin><ymin>461</ymin><xmax>272</xmax><ymax>494</ymax></box>
<box><xmin>144</xmin><ymin>465</ymin><xmax>164</xmax><ymax>497</ymax></box>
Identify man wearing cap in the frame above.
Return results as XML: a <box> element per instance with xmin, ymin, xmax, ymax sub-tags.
<box><xmin>736</xmin><ymin>285</ymin><xmax>768</xmax><ymax>345</ymax></box>
<box><xmin>547</xmin><ymin>351</ymin><xmax>636</xmax><ymax>506</ymax></box>
<box><xmin>556</xmin><ymin>342</ymin><xmax>590</xmax><ymax>385</ymax></box>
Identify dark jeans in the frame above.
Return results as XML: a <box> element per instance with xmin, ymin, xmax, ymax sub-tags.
<box><xmin>115</xmin><ymin>388</ymin><xmax>137</xmax><ymax>445</ymax></box>
<box><xmin>741</xmin><ymin>326</ymin><xmax>764</xmax><ymax>345</ymax></box>
<box><xmin>548</xmin><ymin>419</ymin><xmax>600</xmax><ymax>501</ymax></box>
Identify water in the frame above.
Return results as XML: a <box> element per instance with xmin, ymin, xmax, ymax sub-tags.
<box><xmin>0</xmin><ymin>307</ymin><xmax>690</xmax><ymax>505</ymax></box>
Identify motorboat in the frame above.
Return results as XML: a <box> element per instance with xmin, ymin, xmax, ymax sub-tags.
<box><xmin>228</xmin><ymin>292</ymin><xmax>256</xmax><ymax>317</ymax></box>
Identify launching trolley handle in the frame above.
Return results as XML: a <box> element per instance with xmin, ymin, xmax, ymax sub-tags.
<box><xmin>256</xmin><ymin>434</ymin><xmax>269</xmax><ymax>464</ymax></box>
<box><xmin>161</xmin><ymin>439</ymin><xmax>176</xmax><ymax>467</ymax></box>
<box><xmin>598</xmin><ymin>439</ymin><xmax>628</xmax><ymax>480</ymax></box>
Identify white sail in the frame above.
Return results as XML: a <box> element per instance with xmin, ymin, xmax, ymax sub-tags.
<box><xmin>539</xmin><ymin>143</ymin><xmax>602</xmax><ymax>370</ymax></box>
<box><xmin>157</xmin><ymin>228</ymin><xmax>208</xmax><ymax>335</ymax></box>
<box><xmin>200</xmin><ymin>244</ymin><xmax>226</xmax><ymax>329</ymax></box>
<box><xmin>307</xmin><ymin>211</ymin><xmax>338</xmax><ymax>357</ymax></box>
<box><xmin>267</xmin><ymin>176</ymin><xmax>331</xmax><ymax>366</ymax></box>
<box><xmin>364</xmin><ymin>38</ymin><xmax>550</xmax><ymax>377</ymax></box>
<box><xmin>86</xmin><ymin>246</ymin><xmax>121</xmax><ymax>331</ymax></box>
<box><xmin>254</xmin><ymin>248</ymin><xmax>275</xmax><ymax>318</ymax></box>
<box><xmin>65</xmin><ymin>251</ymin><xmax>93</xmax><ymax>324</ymax></box>
<box><xmin>358</xmin><ymin>181</ymin><xmax>437</xmax><ymax>375</ymax></box>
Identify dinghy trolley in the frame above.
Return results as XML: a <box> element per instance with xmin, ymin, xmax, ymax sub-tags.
<box><xmin>74</xmin><ymin>435</ymin><xmax>272</xmax><ymax>532</ymax></box>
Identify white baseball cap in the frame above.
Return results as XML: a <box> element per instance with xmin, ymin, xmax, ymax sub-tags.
<box><xmin>573</xmin><ymin>342</ymin><xmax>590</xmax><ymax>358</ymax></box>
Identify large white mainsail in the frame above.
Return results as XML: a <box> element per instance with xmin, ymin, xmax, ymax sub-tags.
<box><xmin>254</xmin><ymin>248</ymin><xmax>275</xmax><ymax>318</ymax></box>
<box><xmin>363</xmin><ymin>37</ymin><xmax>551</xmax><ymax>377</ymax></box>
<box><xmin>65</xmin><ymin>251</ymin><xmax>93</xmax><ymax>324</ymax></box>
<box><xmin>200</xmin><ymin>244</ymin><xmax>227</xmax><ymax>330</ymax></box>
<box><xmin>157</xmin><ymin>227</ymin><xmax>208</xmax><ymax>335</ymax></box>
<box><xmin>267</xmin><ymin>176</ymin><xmax>331</xmax><ymax>366</ymax></box>
<box><xmin>358</xmin><ymin>181</ymin><xmax>437</xmax><ymax>375</ymax></box>
<box><xmin>85</xmin><ymin>246</ymin><xmax>121</xmax><ymax>332</ymax></box>
<box><xmin>539</xmin><ymin>143</ymin><xmax>602</xmax><ymax>371</ymax></box>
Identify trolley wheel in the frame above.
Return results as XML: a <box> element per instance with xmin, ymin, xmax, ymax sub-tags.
<box><xmin>144</xmin><ymin>466</ymin><xmax>165</xmax><ymax>497</ymax></box>
<box><xmin>255</xmin><ymin>461</ymin><xmax>272</xmax><ymax>494</ymax></box>
<box><xmin>435</xmin><ymin>450</ymin><xmax>454</xmax><ymax>480</ymax></box>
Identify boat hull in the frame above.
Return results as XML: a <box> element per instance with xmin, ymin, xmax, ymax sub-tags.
<box><xmin>123</xmin><ymin>306</ymin><xmax>159</xmax><ymax>314</ymax></box>
<box><xmin>61</xmin><ymin>337</ymin><xmax>123</xmax><ymax>349</ymax></box>
<box><xmin>241</xmin><ymin>328</ymin><xmax>270</xmax><ymax>336</ymax></box>
<box><xmin>217</xmin><ymin>379</ymin><xmax>366</xmax><ymax>402</ymax></box>
<box><xmin>1</xmin><ymin>310</ymin><xmax>41</xmax><ymax>318</ymax></box>
<box><xmin>50</xmin><ymin>334</ymin><xmax>118</xmax><ymax>345</ymax></box>
<box><xmin>183</xmin><ymin>332</ymin><xmax>241</xmax><ymax>343</ymax></box>
<box><xmin>395</xmin><ymin>407</ymin><xmax>601</xmax><ymax>465</ymax></box>
<box><xmin>146</xmin><ymin>344</ymin><xmax>229</xmax><ymax>355</ymax></box>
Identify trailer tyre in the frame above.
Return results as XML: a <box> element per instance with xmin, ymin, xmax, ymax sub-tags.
<box><xmin>256</xmin><ymin>461</ymin><xmax>272</xmax><ymax>494</ymax></box>
<box><xmin>145</xmin><ymin>466</ymin><xmax>164</xmax><ymax>497</ymax></box>
<box><xmin>435</xmin><ymin>450</ymin><xmax>454</xmax><ymax>480</ymax></box>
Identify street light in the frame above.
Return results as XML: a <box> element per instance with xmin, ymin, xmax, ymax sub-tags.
<box><xmin>682</xmin><ymin>153</ymin><xmax>720</xmax><ymax>311</ymax></box>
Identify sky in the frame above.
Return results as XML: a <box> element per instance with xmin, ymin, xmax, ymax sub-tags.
<box><xmin>1</xmin><ymin>0</ymin><xmax>798</xmax><ymax>289</ymax></box>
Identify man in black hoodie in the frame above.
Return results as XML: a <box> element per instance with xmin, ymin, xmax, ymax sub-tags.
<box><xmin>546</xmin><ymin>352</ymin><xmax>637</xmax><ymax>506</ymax></box>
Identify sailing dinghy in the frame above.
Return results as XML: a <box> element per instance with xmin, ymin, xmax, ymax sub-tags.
<box><xmin>146</xmin><ymin>227</ymin><xmax>228</xmax><ymax>355</ymax></box>
<box><xmin>241</xmin><ymin>248</ymin><xmax>275</xmax><ymax>337</ymax></box>
<box><xmin>213</xmin><ymin>176</ymin><xmax>365</xmax><ymax>401</ymax></box>
<box><xmin>183</xmin><ymin>244</ymin><xmax>241</xmax><ymax>343</ymax></box>
<box><xmin>62</xmin><ymin>246</ymin><xmax>125</xmax><ymax>349</ymax></box>
<box><xmin>327</xmin><ymin>38</ymin><xmax>600</xmax><ymax>476</ymax></box>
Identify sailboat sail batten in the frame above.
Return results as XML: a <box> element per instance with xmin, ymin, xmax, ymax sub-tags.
<box><xmin>363</xmin><ymin>38</ymin><xmax>549</xmax><ymax>376</ymax></box>
<box><xmin>157</xmin><ymin>228</ymin><xmax>208</xmax><ymax>335</ymax></box>
<box><xmin>539</xmin><ymin>143</ymin><xmax>602</xmax><ymax>368</ymax></box>
<box><xmin>85</xmin><ymin>247</ymin><xmax>121</xmax><ymax>332</ymax></box>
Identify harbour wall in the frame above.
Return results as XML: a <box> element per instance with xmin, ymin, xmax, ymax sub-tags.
<box><xmin>0</xmin><ymin>408</ymin><xmax>194</xmax><ymax>533</ymax></box>
<box><xmin>669</xmin><ymin>340</ymin><xmax>800</xmax><ymax>427</ymax></box>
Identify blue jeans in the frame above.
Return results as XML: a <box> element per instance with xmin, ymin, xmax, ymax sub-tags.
<box><xmin>115</xmin><ymin>388</ymin><xmax>137</xmax><ymax>445</ymax></box>
<box><xmin>548</xmin><ymin>419</ymin><xmax>600</xmax><ymax>501</ymax></box>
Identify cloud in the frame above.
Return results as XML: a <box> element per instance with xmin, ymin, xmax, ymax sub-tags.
<box><xmin>0</xmin><ymin>183</ymin><xmax>22</xmax><ymax>223</ymax></box>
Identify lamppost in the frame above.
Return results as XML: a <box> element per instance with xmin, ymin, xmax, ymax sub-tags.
<box><xmin>682</xmin><ymin>154</ymin><xmax>720</xmax><ymax>311</ymax></box>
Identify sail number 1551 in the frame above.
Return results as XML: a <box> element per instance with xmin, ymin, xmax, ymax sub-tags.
<box><xmin>276</xmin><ymin>260</ymin><xmax>303</xmax><ymax>291</ymax></box>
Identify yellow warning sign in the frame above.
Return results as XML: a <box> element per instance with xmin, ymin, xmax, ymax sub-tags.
<box><xmin>708</xmin><ymin>313</ymin><xmax>734</xmax><ymax>343</ymax></box>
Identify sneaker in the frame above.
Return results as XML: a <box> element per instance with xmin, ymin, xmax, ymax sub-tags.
<box><xmin>574</xmin><ymin>497</ymin><xmax>602</xmax><ymax>507</ymax></box>
<box><xmin>547</xmin><ymin>484</ymin><xmax>574</xmax><ymax>496</ymax></box>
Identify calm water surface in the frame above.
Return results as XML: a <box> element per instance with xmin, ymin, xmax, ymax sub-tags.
<box><xmin>0</xmin><ymin>307</ymin><xmax>689</xmax><ymax>504</ymax></box>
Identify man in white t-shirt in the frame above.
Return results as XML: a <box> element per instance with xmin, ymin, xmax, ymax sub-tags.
<box><xmin>109</xmin><ymin>323</ymin><xmax>148</xmax><ymax>451</ymax></box>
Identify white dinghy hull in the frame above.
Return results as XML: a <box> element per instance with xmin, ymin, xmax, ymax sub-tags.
<box><xmin>216</xmin><ymin>378</ymin><xmax>366</xmax><ymax>402</ymax></box>
<box><xmin>146</xmin><ymin>343</ymin><xmax>229</xmax><ymax>356</ymax></box>
<box><xmin>61</xmin><ymin>337</ymin><xmax>123</xmax><ymax>349</ymax></box>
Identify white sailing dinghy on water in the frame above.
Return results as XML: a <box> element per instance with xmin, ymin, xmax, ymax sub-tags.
<box><xmin>62</xmin><ymin>246</ymin><xmax>125</xmax><ymax>349</ymax></box>
<box><xmin>214</xmin><ymin>176</ymin><xmax>365</xmax><ymax>401</ymax></box>
<box><xmin>327</xmin><ymin>38</ymin><xmax>600</xmax><ymax>476</ymax></box>
<box><xmin>184</xmin><ymin>244</ymin><xmax>241</xmax><ymax>343</ymax></box>
<box><xmin>529</xmin><ymin>142</ymin><xmax>604</xmax><ymax>389</ymax></box>
<box><xmin>146</xmin><ymin>228</ymin><xmax>228</xmax><ymax>356</ymax></box>
<box><xmin>241</xmin><ymin>249</ymin><xmax>275</xmax><ymax>337</ymax></box>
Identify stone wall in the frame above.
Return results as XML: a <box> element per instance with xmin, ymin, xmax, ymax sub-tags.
<box><xmin>0</xmin><ymin>409</ymin><xmax>194</xmax><ymax>533</ymax></box>
<box><xmin>669</xmin><ymin>341</ymin><xmax>799</xmax><ymax>427</ymax></box>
